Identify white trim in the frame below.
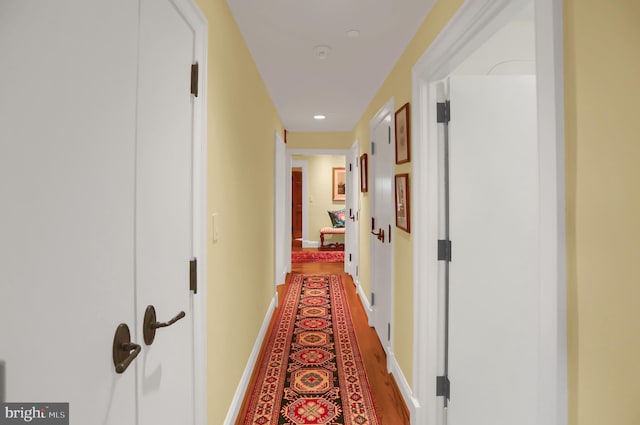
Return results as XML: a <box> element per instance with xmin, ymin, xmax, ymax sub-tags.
<box><xmin>179</xmin><ymin>1</ymin><xmax>208</xmax><ymax>424</ymax></box>
<box><xmin>224</xmin><ymin>296</ymin><xmax>277</xmax><ymax>425</ymax></box>
<box><xmin>389</xmin><ymin>353</ymin><xmax>420</xmax><ymax>421</ymax></box>
<box><xmin>345</xmin><ymin>140</ymin><xmax>360</xmax><ymax>278</ymax></box>
<box><xmin>356</xmin><ymin>282</ymin><xmax>374</xmax><ymax>326</ymax></box>
<box><xmin>287</xmin><ymin>148</ymin><xmax>349</xmax><ymax>156</ymax></box>
<box><xmin>274</xmin><ymin>131</ymin><xmax>288</xmax><ymax>289</ymax></box>
<box><xmin>291</xmin><ymin>159</ymin><xmax>309</xmax><ymax>248</ymax></box>
<box><xmin>411</xmin><ymin>1</ymin><xmax>567</xmax><ymax>424</ymax></box>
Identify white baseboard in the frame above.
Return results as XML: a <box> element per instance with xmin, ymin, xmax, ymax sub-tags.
<box><xmin>302</xmin><ymin>240</ymin><xmax>320</xmax><ymax>248</ymax></box>
<box><xmin>356</xmin><ymin>283</ymin><xmax>373</xmax><ymax>327</ymax></box>
<box><xmin>389</xmin><ymin>352</ymin><xmax>419</xmax><ymax>423</ymax></box>
<box><xmin>224</xmin><ymin>296</ymin><xmax>277</xmax><ymax>424</ymax></box>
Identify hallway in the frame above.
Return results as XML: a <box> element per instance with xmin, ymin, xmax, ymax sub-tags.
<box><xmin>236</xmin><ymin>249</ymin><xmax>409</xmax><ymax>424</ymax></box>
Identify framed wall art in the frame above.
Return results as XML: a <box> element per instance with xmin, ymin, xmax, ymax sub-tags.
<box><xmin>395</xmin><ymin>102</ymin><xmax>411</xmax><ymax>164</ymax></box>
<box><xmin>332</xmin><ymin>167</ymin><xmax>346</xmax><ymax>202</ymax></box>
<box><xmin>360</xmin><ymin>153</ymin><xmax>368</xmax><ymax>192</ymax></box>
<box><xmin>395</xmin><ymin>173</ymin><xmax>410</xmax><ymax>232</ymax></box>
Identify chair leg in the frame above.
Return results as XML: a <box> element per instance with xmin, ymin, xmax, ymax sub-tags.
<box><xmin>320</xmin><ymin>233</ymin><xmax>325</xmax><ymax>248</ymax></box>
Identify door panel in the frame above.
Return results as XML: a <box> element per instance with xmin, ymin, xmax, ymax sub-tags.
<box><xmin>370</xmin><ymin>116</ymin><xmax>394</xmax><ymax>353</ymax></box>
<box><xmin>135</xmin><ymin>0</ymin><xmax>195</xmax><ymax>423</ymax></box>
<box><xmin>446</xmin><ymin>76</ymin><xmax>539</xmax><ymax>424</ymax></box>
<box><xmin>0</xmin><ymin>1</ymin><xmax>138</xmax><ymax>423</ymax></box>
<box><xmin>292</xmin><ymin>170</ymin><xmax>303</xmax><ymax>240</ymax></box>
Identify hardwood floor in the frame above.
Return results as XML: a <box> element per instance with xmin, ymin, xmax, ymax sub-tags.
<box><xmin>235</xmin><ymin>247</ymin><xmax>410</xmax><ymax>424</ymax></box>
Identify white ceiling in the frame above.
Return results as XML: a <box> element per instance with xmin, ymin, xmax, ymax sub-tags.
<box><xmin>226</xmin><ymin>0</ymin><xmax>436</xmax><ymax>132</ymax></box>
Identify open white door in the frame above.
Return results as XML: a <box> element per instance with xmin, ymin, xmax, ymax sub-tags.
<box><xmin>438</xmin><ymin>76</ymin><xmax>539</xmax><ymax>424</ymax></box>
<box><xmin>370</xmin><ymin>110</ymin><xmax>394</xmax><ymax>360</ymax></box>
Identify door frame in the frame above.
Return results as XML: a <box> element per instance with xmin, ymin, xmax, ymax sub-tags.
<box><xmin>345</xmin><ymin>140</ymin><xmax>360</xmax><ymax>281</ymax></box>
<box><xmin>181</xmin><ymin>0</ymin><xmax>208</xmax><ymax>424</ymax></box>
<box><xmin>368</xmin><ymin>98</ymin><xmax>395</xmax><ymax>367</ymax></box>
<box><xmin>291</xmin><ymin>159</ymin><xmax>309</xmax><ymax>246</ymax></box>
<box><xmin>274</xmin><ymin>130</ymin><xmax>289</xmax><ymax>294</ymax></box>
<box><xmin>411</xmin><ymin>0</ymin><xmax>566</xmax><ymax>424</ymax></box>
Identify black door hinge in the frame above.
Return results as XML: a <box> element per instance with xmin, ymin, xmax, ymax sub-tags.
<box><xmin>436</xmin><ymin>375</ymin><xmax>450</xmax><ymax>399</ymax></box>
<box><xmin>437</xmin><ymin>101</ymin><xmax>450</xmax><ymax>123</ymax></box>
<box><xmin>388</xmin><ymin>126</ymin><xmax>391</xmax><ymax>144</ymax></box>
<box><xmin>349</xmin><ymin>253</ymin><xmax>352</xmax><ymax>262</ymax></box>
<box><xmin>371</xmin><ymin>292</ymin><xmax>375</xmax><ymax>306</ymax></box>
<box><xmin>371</xmin><ymin>141</ymin><xmax>375</xmax><ymax>155</ymax></box>
<box><xmin>387</xmin><ymin>322</ymin><xmax>391</xmax><ymax>340</ymax></box>
<box><xmin>438</xmin><ymin>240</ymin><xmax>452</xmax><ymax>262</ymax></box>
<box><xmin>349</xmin><ymin>163</ymin><xmax>352</xmax><ymax>172</ymax></box>
<box><xmin>190</xmin><ymin>63</ymin><xmax>199</xmax><ymax>97</ymax></box>
<box><xmin>190</xmin><ymin>258</ymin><xmax>198</xmax><ymax>294</ymax></box>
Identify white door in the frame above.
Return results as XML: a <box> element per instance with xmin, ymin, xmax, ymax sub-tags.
<box><xmin>439</xmin><ymin>76</ymin><xmax>539</xmax><ymax>424</ymax></box>
<box><xmin>370</xmin><ymin>115</ymin><xmax>394</xmax><ymax>356</ymax></box>
<box><xmin>345</xmin><ymin>141</ymin><xmax>360</xmax><ymax>279</ymax></box>
<box><xmin>0</xmin><ymin>1</ymin><xmax>201</xmax><ymax>424</ymax></box>
<box><xmin>135</xmin><ymin>0</ymin><xmax>198</xmax><ymax>423</ymax></box>
<box><xmin>0</xmin><ymin>1</ymin><xmax>139</xmax><ymax>423</ymax></box>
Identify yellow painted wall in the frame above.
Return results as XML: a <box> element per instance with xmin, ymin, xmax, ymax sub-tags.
<box><xmin>293</xmin><ymin>155</ymin><xmax>347</xmax><ymax>245</ymax></box>
<box><xmin>564</xmin><ymin>1</ymin><xmax>640</xmax><ymax>424</ymax></box>
<box><xmin>194</xmin><ymin>0</ymin><xmax>283</xmax><ymax>423</ymax></box>
<box><xmin>351</xmin><ymin>0</ymin><xmax>465</xmax><ymax>390</ymax></box>
<box><xmin>287</xmin><ymin>131</ymin><xmax>353</xmax><ymax>149</ymax></box>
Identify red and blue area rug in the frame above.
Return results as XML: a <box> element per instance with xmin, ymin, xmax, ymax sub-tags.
<box><xmin>291</xmin><ymin>251</ymin><xmax>344</xmax><ymax>263</ymax></box>
<box><xmin>241</xmin><ymin>274</ymin><xmax>379</xmax><ymax>425</ymax></box>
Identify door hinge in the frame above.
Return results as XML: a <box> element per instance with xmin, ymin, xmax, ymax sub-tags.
<box><xmin>190</xmin><ymin>63</ymin><xmax>199</xmax><ymax>97</ymax></box>
<box><xmin>388</xmin><ymin>126</ymin><xmax>391</xmax><ymax>144</ymax></box>
<box><xmin>349</xmin><ymin>163</ymin><xmax>352</xmax><ymax>172</ymax></box>
<box><xmin>356</xmin><ymin>266</ymin><xmax>359</xmax><ymax>276</ymax></box>
<box><xmin>436</xmin><ymin>375</ymin><xmax>450</xmax><ymax>399</ymax></box>
<box><xmin>371</xmin><ymin>292</ymin><xmax>375</xmax><ymax>306</ymax></box>
<box><xmin>438</xmin><ymin>240</ymin><xmax>452</xmax><ymax>262</ymax></box>
<box><xmin>371</xmin><ymin>141</ymin><xmax>375</xmax><ymax>155</ymax></box>
<box><xmin>437</xmin><ymin>101</ymin><xmax>450</xmax><ymax>123</ymax></box>
<box><xmin>387</xmin><ymin>323</ymin><xmax>391</xmax><ymax>340</ymax></box>
<box><xmin>190</xmin><ymin>257</ymin><xmax>198</xmax><ymax>294</ymax></box>
<box><xmin>349</xmin><ymin>253</ymin><xmax>352</xmax><ymax>262</ymax></box>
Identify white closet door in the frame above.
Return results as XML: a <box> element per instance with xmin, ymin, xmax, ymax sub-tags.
<box><xmin>135</xmin><ymin>0</ymin><xmax>197</xmax><ymax>423</ymax></box>
<box><xmin>446</xmin><ymin>76</ymin><xmax>539</xmax><ymax>425</ymax></box>
<box><xmin>0</xmin><ymin>1</ymin><xmax>139</xmax><ymax>423</ymax></box>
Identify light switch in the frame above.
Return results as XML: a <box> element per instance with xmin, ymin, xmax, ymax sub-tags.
<box><xmin>212</xmin><ymin>213</ymin><xmax>219</xmax><ymax>243</ymax></box>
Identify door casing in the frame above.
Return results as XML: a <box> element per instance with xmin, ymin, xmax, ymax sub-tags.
<box><xmin>411</xmin><ymin>0</ymin><xmax>567</xmax><ymax>424</ymax></box>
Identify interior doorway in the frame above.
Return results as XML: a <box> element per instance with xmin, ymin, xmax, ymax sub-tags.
<box><xmin>292</xmin><ymin>168</ymin><xmax>303</xmax><ymax>248</ymax></box>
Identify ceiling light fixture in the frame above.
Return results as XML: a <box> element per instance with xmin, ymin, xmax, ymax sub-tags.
<box><xmin>313</xmin><ymin>115</ymin><xmax>326</xmax><ymax>120</ymax></box>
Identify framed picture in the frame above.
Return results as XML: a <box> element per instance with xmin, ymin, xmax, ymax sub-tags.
<box><xmin>395</xmin><ymin>173</ymin><xmax>410</xmax><ymax>232</ymax></box>
<box><xmin>332</xmin><ymin>167</ymin><xmax>346</xmax><ymax>202</ymax></box>
<box><xmin>395</xmin><ymin>102</ymin><xmax>411</xmax><ymax>164</ymax></box>
<box><xmin>360</xmin><ymin>153</ymin><xmax>368</xmax><ymax>192</ymax></box>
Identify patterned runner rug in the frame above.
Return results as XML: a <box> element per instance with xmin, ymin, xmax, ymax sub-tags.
<box><xmin>291</xmin><ymin>251</ymin><xmax>344</xmax><ymax>263</ymax></box>
<box><xmin>241</xmin><ymin>274</ymin><xmax>379</xmax><ymax>425</ymax></box>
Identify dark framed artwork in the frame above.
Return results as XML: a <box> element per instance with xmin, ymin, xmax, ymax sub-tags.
<box><xmin>395</xmin><ymin>173</ymin><xmax>410</xmax><ymax>232</ymax></box>
<box><xmin>395</xmin><ymin>102</ymin><xmax>411</xmax><ymax>164</ymax></box>
<box><xmin>360</xmin><ymin>153</ymin><xmax>368</xmax><ymax>192</ymax></box>
<box><xmin>332</xmin><ymin>167</ymin><xmax>346</xmax><ymax>202</ymax></box>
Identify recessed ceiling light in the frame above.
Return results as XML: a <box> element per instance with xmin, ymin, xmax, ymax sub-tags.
<box><xmin>314</xmin><ymin>115</ymin><xmax>326</xmax><ymax>120</ymax></box>
<box><xmin>347</xmin><ymin>29</ymin><xmax>360</xmax><ymax>38</ymax></box>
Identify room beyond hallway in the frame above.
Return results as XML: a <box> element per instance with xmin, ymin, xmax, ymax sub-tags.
<box><xmin>235</xmin><ymin>252</ymin><xmax>409</xmax><ymax>424</ymax></box>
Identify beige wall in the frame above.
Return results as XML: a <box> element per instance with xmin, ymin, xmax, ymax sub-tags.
<box><xmin>293</xmin><ymin>155</ymin><xmax>347</xmax><ymax>245</ymax></box>
<box><xmin>194</xmin><ymin>0</ymin><xmax>283</xmax><ymax>423</ymax></box>
<box><xmin>351</xmin><ymin>0</ymin><xmax>465</xmax><ymax>390</ymax></box>
<box><xmin>565</xmin><ymin>1</ymin><xmax>640</xmax><ymax>424</ymax></box>
<box><xmin>287</xmin><ymin>131</ymin><xmax>353</xmax><ymax>149</ymax></box>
